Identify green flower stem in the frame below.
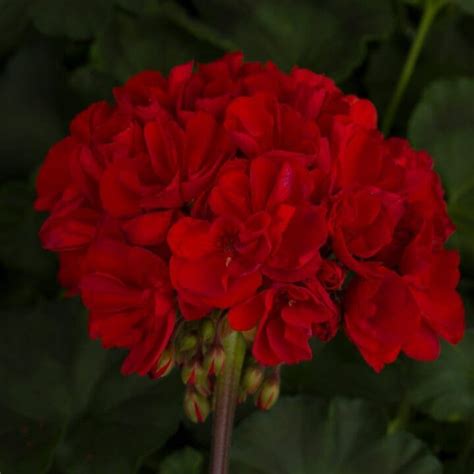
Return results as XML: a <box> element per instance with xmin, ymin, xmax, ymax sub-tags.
<box><xmin>387</xmin><ymin>395</ymin><xmax>411</xmax><ymax>434</ymax></box>
<box><xmin>382</xmin><ymin>0</ymin><xmax>447</xmax><ymax>135</ymax></box>
<box><xmin>210</xmin><ymin>329</ymin><xmax>246</xmax><ymax>474</ymax></box>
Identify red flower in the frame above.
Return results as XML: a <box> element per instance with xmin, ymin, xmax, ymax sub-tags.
<box><xmin>400</xmin><ymin>226</ymin><xmax>464</xmax><ymax>359</ymax></box>
<box><xmin>286</xmin><ymin>68</ymin><xmax>340</xmax><ymax>121</ymax></box>
<box><xmin>330</xmin><ymin>186</ymin><xmax>404</xmax><ymax>275</ymax></box>
<box><xmin>317</xmin><ymin>259</ymin><xmax>346</xmax><ymax>290</ymax></box>
<box><xmin>228</xmin><ymin>281</ymin><xmax>339</xmax><ymax>365</ymax></box>
<box><xmin>35</xmin><ymin>53</ymin><xmax>464</xmax><ymax>379</ymax></box>
<box><xmin>35</xmin><ymin>101</ymin><xmax>140</xmax><ymax>289</ymax></box>
<box><xmin>168</xmin><ymin>152</ymin><xmax>328</xmax><ymax>319</ymax></box>
<box><xmin>181</xmin><ymin>52</ymin><xmax>246</xmax><ymax>118</ymax></box>
<box><xmin>335</xmin><ymin>132</ymin><xmax>454</xmax><ymax>268</ymax></box>
<box><xmin>344</xmin><ymin>269</ymin><xmax>421</xmax><ymax>372</ymax></box>
<box><xmin>385</xmin><ymin>138</ymin><xmax>455</xmax><ymax>247</ymax></box>
<box><xmin>113</xmin><ymin>63</ymin><xmax>193</xmax><ymax>122</ymax></box>
<box><xmin>168</xmin><ymin>216</ymin><xmax>262</xmax><ymax>319</ymax></box>
<box><xmin>57</xmin><ymin>250</ymin><xmax>86</xmax><ymax>291</ymax></box>
<box><xmin>208</xmin><ymin>155</ymin><xmax>327</xmax><ymax>281</ymax></box>
<box><xmin>335</xmin><ymin>129</ymin><xmax>404</xmax><ymax>194</ymax></box>
<box><xmin>224</xmin><ymin>93</ymin><xmax>320</xmax><ymax>157</ymax></box>
<box><xmin>35</xmin><ymin>138</ymin><xmax>77</xmax><ymax>212</ymax></box>
<box><xmin>37</xmin><ymin>186</ymin><xmax>101</xmax><ymax>291</ymax></box>
<box><xmin>100</xmin><ymin>111</ymin><xmax>231</xmax><ymax>217</ymax></box>
<box><xmin>80</xmin><ymin>239</ymin><xmax>175</xmax><ymax>376</ymax></box>
<box><xmin>39</xmin><ymin>197</ymin><xmax>100</xmax><ymax>253</ymax></box>
<box><xmin>345</xmin><ymin>228</ymin><xmax>464</xmax><ymax>371</ymax></box>
<box><xmin>35</xmin><ymin>101</ymin><xmax>138</xmax><ymax>212</ymax></box>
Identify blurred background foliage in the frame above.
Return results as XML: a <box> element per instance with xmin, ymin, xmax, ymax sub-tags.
<box><xmin>0</xmin><ymin>0</ymin><xmax>473</xmax><ymax>472</ymax></box>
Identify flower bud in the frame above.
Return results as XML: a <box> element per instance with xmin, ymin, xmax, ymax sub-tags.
<box><xmin>255</xmin><ymin>375</ymin><xmax>280</xmax><ymax>410</ymax></box>
<box><xmin>184</xmin><ymin>388</ymin><xmax>210</xmax><ymax>423</ymax></box>
<box><xmin>195</xmin><ymin>374</ymin><xmax>212</xmax><ymax>397</ymax></box>
<box><xmin>238</xmin><ymin>388</ymin><xmax>248</xmax><ymax>405</ymax></box>
<box><xmin>318</xmin><ymin>259</ymin><xmax>346</xmax><ymax>290</ymax></box>
<box><xmin>200</xmin><ymin>319</ymin><xmax>216</xmax><ymax>345</ymax></box>
<box><xmin>177</xmin><ymin>333</ymin><xmax>198</xmax><ymax>352</ymax></box>
<box><xmin>241</xmin><ymin>364</ymin><xmax>264</xmax><ymax>395</ymax></box>
<box><xmin>218</xmin><ymin>318</ymin><xmax>232</xmax><ymax>340</ymax></box>
<box><xmin>181</xmin><ymin>359</ymin><xmax>205</xmax><ymax>385</ymax></box>
<box><xmin>203</xmin><ymin>345</ymin><xmax>225</xmax><ymax>377</ymax></box>
<box><xmin>149</xmin><ymin>347</ymin><xmax>174</xmax><ymax>379</ymax></box>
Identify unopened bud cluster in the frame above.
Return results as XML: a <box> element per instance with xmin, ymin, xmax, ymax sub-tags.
<box><xmin>239</xmin><ymin>361</ymin><xmax>280</xmax><ymax>411</ymax></box>
<box><xmin>149</xmin><ymin>314</ymin><xmax>281</xmax><ymax>423</ymax></box>
<box><xmin>149</xmin><ymin>314</ymin><xmax>226</xmax><ymax>423</ymax></box>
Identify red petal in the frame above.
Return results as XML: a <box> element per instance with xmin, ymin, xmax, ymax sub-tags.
<box><xmin>167</xmin><ymin>217</ymin><xmax>213</xmax><ymax>258</ymax></box>
<box><xmin>100</xmin><ymin>161</ymin><xmax>141</xmax><ymax>218</ymax></box>
<box><xmin>35</xmin><ymin>137</ymin><xmax>76</xmax><ymax>211</ymax></box>
<box><xmin>227</xmin><ymin>293</ymin><xmax>265</xmax><ymax>331</ymax></box>
<box><xmin>403</xmin><ymin>324</ymin><xmax>440</xmax><ymax>361</ymax></box>
<box><xmin>122</xmin><ymin>210</ymin><xmax>174</xmax><ymax>246</ymax></box>
<box><xmin>81</xmin><ymin>273</ymin><xmax>147</xmax><ymax>312</ymax></box>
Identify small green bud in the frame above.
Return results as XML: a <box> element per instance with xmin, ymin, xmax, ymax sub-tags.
<box><xmin>238</xmin><ymin>388</ymin><xmax>248</xmax><ymax>405</ymax></box>
<box><xmin>222</xmin><ymin>319</ymin><xmax>234</xmax><ymax>339</ymax></box>
<box><xmin>195</xmin><ymin>373</ymin><xmax>212</xmax><ymax>397</ymax></box>
<box><xmin>184</xmin><ymin>388</ymin><xmax>210</xmax><ymax>423</ymax></box>
<box><xmin>150</xmin><ymin>347</ymin><xmax>174</xmax><ymax>379</ymax></box>
<box><xmin>241</xmin><ymin>365</ymin><xmax>264</xmax><ymax>395</ymax></box>
<box><xmin>203</xmin><ymin>345</ymin><xmax>226</xmax><ymax>377</ymax></box>
<box><xmin>200</xmin><ymin>319</ymin><xmax>216</xmax><ymax>345</ymax></box>
<box><xmin>255</xmin><ymin>375</ymin><xmax>280</xmax><ymax>411</ymax></box>
<box><xmin>177</xmin><ymin>333</ymin><xmax>198</xmax><ymax>352</ymax></box>
<box><xmin>181</xmin><ymin>359</ymin><xmax>205</xmax><ymax>385</ymax></box>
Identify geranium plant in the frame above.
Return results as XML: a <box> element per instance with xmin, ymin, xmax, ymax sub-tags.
<box><xmin>35</xmin><ymin>51</ymin><xmax>464</xmax><ymax>473</ymax></box>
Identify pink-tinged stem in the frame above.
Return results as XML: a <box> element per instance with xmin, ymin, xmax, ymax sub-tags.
<box><xmin>210</xmin><ymin>330</ymin><xmax>246</xmax><ymax>474</ymax></box>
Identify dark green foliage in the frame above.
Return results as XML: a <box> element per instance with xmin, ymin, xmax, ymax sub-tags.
<box><xmin>409</xmin><ymin>77</ymin><xmax>474</xmax><ymax>271</ymax></box>
<box><xmin>0</xmin><ymin>0</ymin><xmax>473</xmax><ymax>472</ymax></box>
<box><xmin>231</xmin><ymin>397</ymin><xmax>442</xmax><ymax>474</ymax></box>
<box><xmin>0</xmin><ymin>300</ymin><xmax>183</xmax><ymax>474</ymax></box>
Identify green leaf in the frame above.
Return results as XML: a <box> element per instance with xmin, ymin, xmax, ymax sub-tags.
<box><xmin>0</xmin><ymin>408</ymin><xmax>64</xmax><ymax>474</ymax></box>
<box><xmin>57</xmin><ymin>370</ymin><xmax>183</xmax><ymax>474</ymax></box>
<box><xmin>192</xmin><ymin>0</ymin><xmax>394</xmax><ymax>81</ymax></box>
<box><xmin>409</xmin><ymin>78</ymin><xmax>474</xmax><ymax>149</ymax></box>
<box><xmin>115</xmin><ymin>0</ymin><xmax>147</xmax><ymax>14</ymax></box>
<box><xmin>0</xmin><ymin>41</ymin><xmax>66</xmax><ymax>182</ymax></box>
<box><xmin>231</xmin><ymin>397</ymin><xmax>442</xmax><ymax>474</ymax></box>
<box><xmin>0</xmin><ymin>0</ymin><xmax>30</xmax><ymax>55</ymax></box>
<box><xmin>0</xmin><ymin>182</ymin><xmax>57</xmax><ymax>304</ymax></box>
<box><xmin>91</xmin><ymin>2</ymin><xmax>228</xmax><ymax>82</ymax></box>
<box><xmin>408</xmin><ymin>78</ymin><xmax>474</xmax><ymax>270</ymax></box>
<box><xmin>406</xmin><ymin>330</ymin><xmax>474</xmax><ymax>422</ymax></box>
<box><xmin>69</xmin><ymin>65</ymin><xmax>117</xmax><ymax>105</ymax></box>
<box><xmin>282</xmin><ymin>335</ymin><xmax>404</xmax><ymax>405</ymax></box>
<box><xmin>0</xmin><ymin>299</ymin><xmax>182</xmax><ymax>474</ymax></box>
<box><xmin>0</xmin><ymin>0</ymin><xmax>149</xmax><ymax>44</ymax></box>
<box><xmin>29</xmin><ymin>0</ymin><xmax>115</xmax><ymax>40</ymax></box>
<box><xmin>453</xmin><ymin>0</ymin><xmax>474</xmax><ymax>15</ymax></box>
<box><xmin>159</xmin><ymin>447</ymin><xmax>204</xmax><ymax>474</ymax></box>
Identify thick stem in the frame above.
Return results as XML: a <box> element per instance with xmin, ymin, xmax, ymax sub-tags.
<box><xmin>210</xmin><ymin>330</ymin><xmax>246</xmax><ymax>474</ymax></box>
<box><xmin>381</xmin><ymin>0</ymin><xmax>446</xmax><ymax>135</ymax></box>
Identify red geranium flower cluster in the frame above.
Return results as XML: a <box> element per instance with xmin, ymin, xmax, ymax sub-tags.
<box><xmin>35</xmin><ymin>53</ymin><xmax>464</xmax><ymax>376</ymax></box>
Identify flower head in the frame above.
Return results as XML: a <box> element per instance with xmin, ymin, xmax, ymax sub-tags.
<box><xmin>36</xmin><ymin>52</ymin><xmax>464</xmax><ymax>404</ymax></box>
